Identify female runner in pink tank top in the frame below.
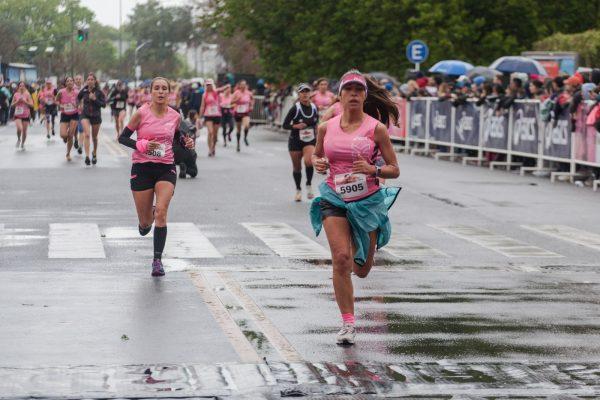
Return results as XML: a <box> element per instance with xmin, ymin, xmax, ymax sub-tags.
<box><xmin>312</xmin><ymin>70</ymin><xmax>400</xmax><ymax>345</ymax></box>
<box><xmin>118</xmin><ymin>77</ymin><xmax>195</xmax><ymax>277</ymax></box>
<box><xmin>231</xmin><ymin>80</ymin><xmax>254</xmax><ymax>152</ymax></box>
<box><xmin>312</xmin><ymin>78</ymin><xmax>335</xmax><ymax>115</ymax></box>
<box><xmin>11</xmin><ymin>82</ymin><xmax>33</xmax><ymax>150</ymax></box>
<box><xmin>200</xmin><ymin>79</ymin><xmax>225</xmax><ymax>157</ymax></box>
<box><xmin>320</xmin><ymin>100</ymin><xmax>342</xmax><ymax>122</ymax></box>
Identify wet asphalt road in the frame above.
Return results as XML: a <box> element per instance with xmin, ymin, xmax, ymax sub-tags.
<box><xmin>1</xmin><ymin>111</ymin><xmax>600</xmax><ymax>399</ymax></box>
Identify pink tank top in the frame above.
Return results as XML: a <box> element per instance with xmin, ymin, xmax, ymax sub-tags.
<box><xmin>233</xmin><ymin>89</ymin><xmax>252</xmax><ymax>114</ymax></box>
<box><xmin>324</xmin><ymin>114</ymin><xmax>380</xmax><ymax>202</ymax></box>
<box><xmin>219</xmin><ymin>93</ymin><xmax>232</xmax><ymax>108</ymax></box>
<box><xmin>313</xmin><ymin>91</ymin><xmax>334</xmax><ymax>109</ymax></box>
<box><xmin>58</xmin><ymin>88</ymin><xmax>78</xmax><ymax>115</ymax></box>
<box><xmin>40</xmin><ymin>88</ymin><xmax>55</xmax><ymax>105</ymax></box>
<box><xmin>131</xmin><ymin>104</ymin><xmax>180</xmax><ymax>165</ymax></box>
<box><xmin>168</xmin><ymin>92</ymin><xmax>177</xmax><ymax>107</ymax></box>
<box><xmin>203</xmin><ymin>91</ymin><xmax>221</xmax><ymax>117</ymax></box>
<box><xmin>13</xmin><ymin>92</ymin><xmax>31</xmax><ymax>118</ymax></box>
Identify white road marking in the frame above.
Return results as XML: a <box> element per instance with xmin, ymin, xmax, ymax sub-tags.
<box><xmin>188</xmin><ymin>271</ymin><xmax>261</xmax><ymax>363</ymax></box>
<box><xmin>102</xmin><ymin>226</ymin><xmax>147</xmax><ymax>239</ymax></box>
<box><xmin>48</xmin><ymin>223</ymin><xmax>106</xmax><ymax>258</ymax></box>
<box><xmin>430</xmin><ymin>224</ymin><xmax>561</xmax><ymax>258</ymax></box>
<box><xmin>0</xmin><ymin>224</ymin><xmax>46</xmax><ymax>248</ymax></box>
<box><xmin>384</xmin><ymin>235</ymin><xmax>448</xmax><ymax>257</ymax></box>
<box><xmin>522</xmin><ymin>225</ymin><xmax>600</xmax><ymax>252</ymax></box>
<box><xmin>241</xmin><ymin>222</ymin><xmax>329</xmax><ymax>259</ymax></box>
<box><xmin>164</xmin><ymin>222</ymin><xmax>223</xmax><ymax>258</ymax></box>
<box><xmin>218</xmin><ymin>271</ymin><xmax>303</xmax><ymax>362</ymax></box>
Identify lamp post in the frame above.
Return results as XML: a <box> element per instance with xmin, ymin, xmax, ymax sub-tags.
<box><xmin>45</xmin><ymin>47</ymin><xmax>54</xmax><ymax>77</ymax></box>
<box><xmin>134</xmin><ymin>40</ymin><xmax>151</xmax><ymax>87</ymax></box>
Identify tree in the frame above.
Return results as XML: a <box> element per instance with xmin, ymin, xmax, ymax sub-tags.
<box><xmin>126</xmin><ymin>0</ymin><xmax>195</xmax><ymax>79</ymax></box>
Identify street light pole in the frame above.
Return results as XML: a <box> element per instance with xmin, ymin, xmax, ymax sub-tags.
<box><xmin>134</xmin><ymin>40</ymin><xmax>151</xmax><ymax>87</ymax></box>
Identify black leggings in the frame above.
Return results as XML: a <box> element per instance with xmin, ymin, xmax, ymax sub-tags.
<box><xmin>221</xmin><ymin>113</ymin><xmax>234</xmax><ymax>139</ymax></box>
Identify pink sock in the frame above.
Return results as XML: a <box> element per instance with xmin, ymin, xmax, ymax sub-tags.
<box><xmin>342</xmin><ymin>313</ymin><xmax>355</xmax><ymax>325</ymax></box>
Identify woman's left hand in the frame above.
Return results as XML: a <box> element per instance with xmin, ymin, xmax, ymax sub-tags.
<box><xmin>184</xmin><ymin>137</ymin><xmax>195</xmax><ymax>149</ymax></box>
<box><xmin>352</xmin><ymin>157</ymin><xmax>376</xmax><ymax>175</ymax></box>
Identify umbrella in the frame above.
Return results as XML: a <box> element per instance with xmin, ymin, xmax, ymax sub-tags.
<box><xmin>367</xmin><ymin>71</ymin><xmax>400</xmax><ymax>86</ymax></box>
<box><xmin>489</xmin><ymin>56</ymin><xmax>547</xmax><ymax>75</ymax></box>
<box><xmin>428</xmin><ymin>60</ymin><xmax>474</xmax><ymax>76</ymax></box>
<box><xmin>466</xmin><ymin>66</ymin><xmax>502</xmax><ymax>80</ymax></box>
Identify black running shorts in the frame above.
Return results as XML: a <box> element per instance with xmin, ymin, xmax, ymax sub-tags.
<box><xmin>320</xmin><ymin>199</ymin><xmax>346</xmax><ymax>219</ymax></box>
<box><xmin>288</xmin><ymin>133</ymin><xmax>316</xmax><ymax>152</ymax></box>
<box><xmin>130</xmin><ymin>162</ymin><xmax>177</xmax><ymax>191</ymax></box>
<box><xmin>60</xmin><ymin>113</ymin><xmax>78</xmax><ymax>123</ymax></box>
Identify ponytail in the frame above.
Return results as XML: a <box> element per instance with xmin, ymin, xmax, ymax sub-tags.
<box><xmin>363</xmin><ymin>74</ymin><xmax>398</xmax><ymax>126</ymax></box>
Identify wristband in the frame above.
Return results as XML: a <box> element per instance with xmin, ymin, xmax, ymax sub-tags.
<box><xmin>135</xmin><ymin>139</ymin><xmax>149</xmax><ymax>153</ymax></box>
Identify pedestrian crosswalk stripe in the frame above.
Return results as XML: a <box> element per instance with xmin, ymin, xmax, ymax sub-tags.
<box><xmin>384</xmin><ymin>235</ymin><xmax>448</xmax><ymax>257</ymax></box>
<box><xmin>241</xmin><ymin>222</ymin><xmax>329</xmax><ymax>259</ymax></box>
<box><xmin>521</xmin><ymin>225</ymin><xmax>600</xmax><ymax>252</ymax></box>
<box><xmin>164</xmin><ymin>222</ymin><xmax>223</xmax><ymax>258</ymax></box>
<box><xmin>429</xmin><ymin>224</ymin><xmax>561</xmax><ymax>258</ymax></box>
<box><xmin>48</xmin><ymin>223</ymin><xmax>106</xmax><ymax>258</ymax></box>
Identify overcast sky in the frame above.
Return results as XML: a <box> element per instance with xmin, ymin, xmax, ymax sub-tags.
<box><xmin>80</xmin><ymin>0</ymin><xmax>186</xmax><ymax>28</ymax></box>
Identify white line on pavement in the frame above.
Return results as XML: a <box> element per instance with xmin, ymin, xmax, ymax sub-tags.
<box><xmin>384</xmin><ymin>235</ymin><xmax>448</xmax><ymax>258</ymax></box>
<box><xmin>165</xmin><ymin>222</ymin><xmax>223</xmax><ymax>258</ymax></box>
<box><xmin>218</xmin><ymin>271</ymin><xmax>303</xmax><ymax>363</ymax></box>
<box><xmin>429</xmin><ymin>224</ymin><xmax>561</xmax><ymax>258</ymax></box>
<box><xmin>241</xmin><ymin>222</ymin><xmax>329</xmax><ymax>259</ymax></box>
<box><xmin>188</xmin><ymin>271</ymin><xmax>261</xmax><ymax>363</ymax></box>
<box><xmin>48</xmin><ymin>223</ymin><xmax>106</xmax><ymax>258</ymax></box>
<box><xmin>522</xmin><ymin>225</ymin><xmax>600</xmax><ymax>252</ymax></box>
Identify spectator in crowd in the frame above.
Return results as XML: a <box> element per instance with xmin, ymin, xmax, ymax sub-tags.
<box><xmin>528</xmin><ymin>80</ymin><xmax>545</xmax><ymax>100</ymax></box>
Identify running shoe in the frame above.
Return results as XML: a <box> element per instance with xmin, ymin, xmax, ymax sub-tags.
<box><xmin>306</xmin><ymin>185</ymin><xmax>314</xmax><ymax>200</ymax></box>
<box><xmin>47</xmin><ymin>133</ymin><xmax>50</xmax><ymax>139</ymax></box>
<box><xmin>15</xmin><ymin>138</ymin><xmax>20</xmax><ymax>148</ymax></box>
<box><xmin>236</xmin><ymin>144</ymin><xmax>240</xmax><ymax>152</ymax></box>
<box><xmin>52</xmin><ymin>128</ymin><xmax>55</xmax><ymax>136</ymax></box>
<box><xmin>294</xmin><ymin>190</ymin><xmax>302</xmax><ymax>202</ymax></box>
<box><xmin>336</xmin><ymin>323</ymin><xmax>356</xmax><ymax>345</ymax></box>
<box><xmin>179</xmin><ymin>163</ymin><xmax>187</xmax><ymax>179</ymax></box>
<box><xmin>73</xmin><ymin>138</ymin><xmax>79</xmax><ymax>149</ymax></box>
<box><xmin>20</xmin><ymin>143</ymin><xmax>25</xmax><ymax>151</ymax></box>
<box><xmin>66</xmin><ymin>153</ymin><xmax>71</xmax><ymax>162</ymax></box>
<box><xmin>84</xmin><ymin>156</ymin><xmax>91</xmax><ymax>166</ymax></box>
<box><xmin>151</xmin><ymin>259</ymin><xmax>165</xmax><ymax>277</ymax></box>
<box><xmin>92</xmin><ymin>154</ymin><xmax>97</xmax><ymax>165</ymax></box>
<box><xmin>244</xmin><ymin>137</ymin><xmax>249</xmax><ymax>146</ymax></box>
<box><xmin>228</xmin><ymin>134</ymin><xmax>232</xmax><ymax>142</ymax></box>
<box><xmin>77</xmin><ymin>147</ymin><xmax>83</xmax><ymax>154</ymax></box>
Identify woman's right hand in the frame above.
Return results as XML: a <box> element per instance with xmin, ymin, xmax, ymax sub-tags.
<box><xmin>314</xmin><ymin>157</ymin><xmax>329</xmax><ymax>174</ymax></box>
<box><xmin>147</xmin><ymin>141</ymin><xmax>161</xmax><ymax>151</ymax></box>
<box><xmin>293</xmin><ymin>122</ymin><xmax>307</xmax><ymax>129</ymax></box>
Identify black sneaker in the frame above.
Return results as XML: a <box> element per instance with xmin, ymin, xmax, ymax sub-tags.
<box><xmin>46</xmin><ymin>133</ymin><xmax>50</xmax><ymax>139</ymax></box>
<box><xmin>74</xmin><ymin>139</ymin><xmax>79</xmax><ymax>149</ymax></box>
<box><xmin>77</xmin><ymin>147</ymin><xmax>82</xmax><ymax>154</ymax></box>
<box><xmin>84</xmin><ymin>156</ymin><xmax>91</xmax><ymax>166</ymax></box>
<box><xmin>178</xmin><ymin>163</ymin><xmax>187</xmax><ymax>179</ymax></box>
<box><xmin>92</xmin><ymin>154</ymin><xmax>97</xmax><ymax>165</ymax></box>
<box><xmin>244</xmin><ymin>137</ymin><xmax>249</xmax><ymax>146</ymax></box>
<box><xmin>138</xmin><ymin>224</ymin><xmax>152</xmax><ymax>236</ymax></box>
<box><xmin>52</xmin><ymin>128</ymin><xmax>55</xmax><ymax>136</ymax></box>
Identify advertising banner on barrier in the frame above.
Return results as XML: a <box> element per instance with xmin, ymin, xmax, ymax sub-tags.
<box><xmin>573</xmin><ymin>102</ymin><xmax>600</xmax><ymax>164</ymax></box>
<box><xmin>543</xmin><ymin>106</ymin><xmax>571</xmax><ymax>159</ymax></box>
<box><xmin>389</xmin><ymin>97</ymin><xmax>406</xmax><ymax>138</ymax></box>
<box><xmin>481</xmin><ymin>105</ymin><xmax>508</xmax><ymax>150</ymax></box>
<box><xmin>511</xmin><ymin>102</ymin><xmax>539</xmax><ymax>155</ymax></box>
<box><xmin>428</xmin><ymin>100</ymin><xmax>452</xmax><ymax>142</ymax></box>
<box><xmin>454</xmin><ymin>101</ymin><xmax>480</xmax><ymax>146</ymax></box>
<box><xmin>408</xmin><ymin>99</ymin><xmax>427</xmax><ymax>139</ymax></box>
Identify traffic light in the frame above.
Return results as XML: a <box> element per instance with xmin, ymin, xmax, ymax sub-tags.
<box><xmin>76</xmin><ymin>28</ymin><xmax>88</xmax><ymax>42</ymax></box>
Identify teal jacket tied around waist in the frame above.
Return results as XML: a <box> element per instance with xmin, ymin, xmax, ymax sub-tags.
<box><xmin>310</xmin><ymin>181</ymin><xmax>401</xmax><ymax>266</ymax></box>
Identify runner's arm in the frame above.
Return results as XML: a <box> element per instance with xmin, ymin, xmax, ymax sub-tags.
<box><xmin>373</xmin><ymin>123</ymin><xmax>400</xmax><ymax>179</ymax></box>
<box><xmin>118</xmin><ymin>111</ymin><xmax>142</xmax><ymax>150</ymax></box>
<box><xmin>282</xmin><ymin>105</ymin><xmax>297</xmax><ymax>130</ymax></box>
<box><xmin>311</xmin><ymin>123</ymin><xmax>328</xmax><ymax>173</ymax></box>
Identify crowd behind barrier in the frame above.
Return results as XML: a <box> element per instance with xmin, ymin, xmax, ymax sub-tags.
<box><xmin>267</xmin><ymin>93</ymin><xmax>600</xmax><ymax>190</ymax></box>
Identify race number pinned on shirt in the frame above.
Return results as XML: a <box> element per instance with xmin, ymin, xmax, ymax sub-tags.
<box><xmin>116</xmin><ymin>101</ymin><xmax>125</xmax><ymax>109</ymax></box>
<box><xmin>147</xmin><ymin>144</ymin><xmax>166</xmax><ymax>158</ymax></box>
<box><xmin>236</xmin><ymin>104</ymin><xmax>249</xmax><ymax>114</ymax></box>
<box><xmin>14</xmin><ymin>106</ymin><xmax>26</xmax><ymax>116</ymax></box>
<box><xmin>299</xmin><ymin>127</ymin><xmax>315</xmax><ymax>142</ymax></box>
<box><xmin>207</xmin><ymin>105</ymin><xmax>219</xmax><ymax>115</ymax></box>
<box><xmin>63</xmin><ymin>103</ymin><xmax>75</xmax><ymax>113</ymax></box>
<box><xmin>46</xmin><ymin>99</ymin><xmax>54</xmax><ymax>105</ymax></box>
<box><xmin>334</xmin><ymin>173</ymin><xmax>367</xmax><ymax>199</ymax></box>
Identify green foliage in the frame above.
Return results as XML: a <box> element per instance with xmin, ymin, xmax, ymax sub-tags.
<box><xmin>207</xmin><ymin>0</ymin><xmax>600</xmax><ymax>82</ymax></box>
<box><xmin>534</xmin><ymin>30</ymin><xmax>600</xmax><ymax>67</ymax></box>
<box><xmin>126</xmin><ymin>0</ymin><xmax>194</xmax><ymax>79</ymax></box>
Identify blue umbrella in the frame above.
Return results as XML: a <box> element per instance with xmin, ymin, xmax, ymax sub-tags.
<box><xmin>489</xmin><ymin>56</ymin><xmax>548</xmax><ymax>75</ymax></box>
<box><xmin>429</xmin><ymin>60</ymin><xmax>474</xmax><ymax>76</ymax></box>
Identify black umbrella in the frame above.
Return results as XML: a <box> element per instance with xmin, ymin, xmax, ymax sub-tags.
<box><xmin>466</xmin><ymin>66</ymin><xmax>502</xmax><ymax>80</ymax></box>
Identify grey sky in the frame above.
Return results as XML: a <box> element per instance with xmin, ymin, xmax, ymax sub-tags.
<box><xmin>80</xmin><ymin>0</ymin><xmax>186</xmax><ymax>28</ymax></box>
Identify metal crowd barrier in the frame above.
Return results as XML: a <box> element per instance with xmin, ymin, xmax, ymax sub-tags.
<box><xmin>250</xmin><ymin>95</ymin><xmax>267</xmax><ymax>124</ymax></box>
<box><xmin>396</xmin><ymin>97</ymin><xmax>600</xmax><ymax>187</ymax></box>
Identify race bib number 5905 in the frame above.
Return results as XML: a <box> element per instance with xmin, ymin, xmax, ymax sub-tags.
<box><xmin>334</xmin><ymin>173</ymin><xmax>367</xmax><ymax>199</ymax></box>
